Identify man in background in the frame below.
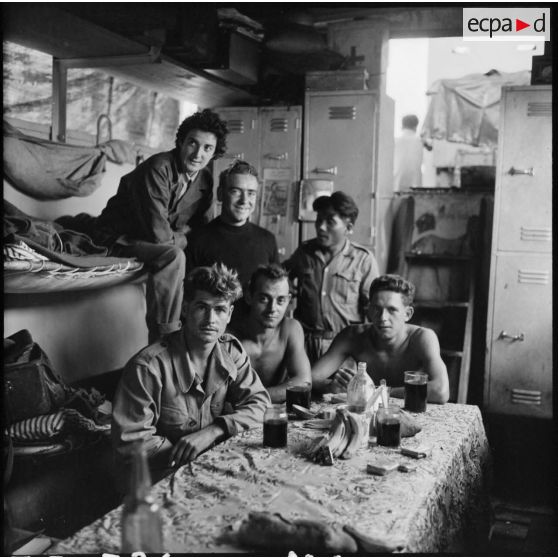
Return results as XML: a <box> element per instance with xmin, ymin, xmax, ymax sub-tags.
<box><xmin>230</xmin><ymin>264</ymin><xmax>311</xmax><ymax>403</ymax></box>
<box><xmin>284</xmin><ymin>191</ymin><xmax>379</xmax><ymax>364</ymax></box>
<box><xmin>186</xmin><ymin>160</ymin><xmax>279</xmax><ymax>327</ymax></box>
<box><xmin>112</xmin><ymin>263</ymin><xmax>270</xmax><ymax>481</ymax></box>
<box><xmin>394</xmin><ymin>114</ymin><xmax>424</xmax><ymax>190</ymax></box>
<box><xmin>92</xmin><ymin>109</ymin><xmax>229</xmax><ymax>341</ymax></box>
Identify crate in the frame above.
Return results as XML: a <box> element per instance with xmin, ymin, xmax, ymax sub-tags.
<box><xmin>305</xmin><ymin>69</ymin><xmax>369</xmax><ymax>91</ymax></box>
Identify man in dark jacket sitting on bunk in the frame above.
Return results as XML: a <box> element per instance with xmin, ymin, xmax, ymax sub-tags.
<box><xmin>112</xmin><ymin>263</ymin><xmax>270</xmax><ymax>483</ymax></box>
<box><xmin>92</xmin><ymin>109</ymin><xmax>228</xmax><ymax>342</ymax></box>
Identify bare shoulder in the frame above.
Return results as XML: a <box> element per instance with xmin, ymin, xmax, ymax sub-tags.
<box><xmin>281</xmin><ymin>317</ymin><xmax>304</xmax><ymax>339</ymax></box>
<box><xmin>407</xmin><ymin>325</ymin><xmax>440</xmax><ymax>350</ymax></box>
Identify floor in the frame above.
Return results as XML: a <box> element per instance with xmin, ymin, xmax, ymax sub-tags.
<box><xmin>485</xmin><ymin>413</ymin><xmax>557</xmax><ymax>555</ymax></box>
<box><xmin>488</xmin><ymin>499</ymin><xmax>557</xmax><ymax>555</ymax></box>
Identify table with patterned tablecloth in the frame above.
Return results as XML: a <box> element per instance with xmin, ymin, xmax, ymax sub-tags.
<box><xmin>51</xmin><ymin>400</ymin><xmax>491</xmax><ymax>555</ymax></box>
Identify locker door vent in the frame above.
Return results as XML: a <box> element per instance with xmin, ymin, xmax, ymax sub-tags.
<box><xmin>270</xmin><ymin>118</ymin><xmax>288</xmax><ymax>132</ymax></box>
<box><xmin>527</xmin><ymin>102</ymin><xmax>552</xmax><ymax>117</ymax></box>
<box><xmin>328</xmin><ymin>106</ymin><xmax>356</xmax><ymax>120</ymax></box>
<box><xmin>511</xmin><ymin>388</ymin><xmax>542</xmax><ymax>405</ymax></box>
<box><xmin>520</xmin><ymin>226</ymin><xmax>552</xmax><ymax>242</ymax></box>
<box><xmin>226</xmin><ymin>119</ymin><xmax>245</xmax><ymax>133</ymax></box>
<box><xmin>518</xmin><ymin>269</ymin><xmax>550</xmax><ymax>285</ymax></box>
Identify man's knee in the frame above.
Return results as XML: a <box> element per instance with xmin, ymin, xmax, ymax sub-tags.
<box><xmin>151</xmin><ymin>245</ymin><xmax>185</xmax><ymax>272</ymax></box>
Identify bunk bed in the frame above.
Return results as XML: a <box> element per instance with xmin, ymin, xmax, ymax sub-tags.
<box><xmin>3</xmin><ymin>125</ymin><xmax>150</xmax><ymax>539</ymax></box>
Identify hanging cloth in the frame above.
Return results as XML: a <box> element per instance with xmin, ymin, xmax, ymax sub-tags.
<box><xmin>3</xmin><ymin>121</ymin><xmax>137</xmax><ymax>200</ymax></box>
<box><xmin>421</xmin><ymin>70</ymin><xmax>531</xmax><ymax>147</ymax></box>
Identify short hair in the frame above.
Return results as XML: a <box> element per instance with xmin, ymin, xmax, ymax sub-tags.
<box><xmin>175</xmin><ymin>109</ymin><xmax>228</xmax><ymax>158</ymax></box>
<box><xmin>184</xmin><ymin>263</ymin><xmax>242</xmax><ymax>303</ymax></box>
<box><xmin>248</xmin><ymin>264</ymin><xmax>289</xmax><ymax>295</ymax></box>
<box><xmin>402</xmin><ymin>114</ymin><xmax>419</xmax><ymax>130</ymax></box>
<box><xmin>312</xmin><ymin>191</ymin><xmax>359</xmax><ymax>225</ymax></box>
<box><xmin>369</xmin><ymin>274</ymin><xmax>416</xmax><ymax>306</ymax></box>
<box><xmin>218</xmin><ymin>159</ymin><xmax>259</xmax><ymax>191</ymax></box>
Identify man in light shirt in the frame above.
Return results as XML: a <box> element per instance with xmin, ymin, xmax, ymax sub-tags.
<box><xmin>394</xmin><ymin>114</ymin><xmax>424</xmax><ymax>190</ymax></box>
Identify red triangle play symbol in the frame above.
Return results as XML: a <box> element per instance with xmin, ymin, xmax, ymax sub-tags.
<box><xmin>516</xmin><ymin>18</ymin><xmax>530</xmax><ymax>32</ymax></box>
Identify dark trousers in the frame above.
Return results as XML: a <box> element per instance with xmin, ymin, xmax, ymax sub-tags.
<box><xmin>110</xmin><ymin>241</ymin><xmax>185</xmax><ymax>342</ymax></box>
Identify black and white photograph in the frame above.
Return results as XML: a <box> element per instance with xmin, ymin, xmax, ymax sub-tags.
<box><xmin>2</xmin><ymin>3</ymin><xmax>555</xmax><ymax>555</ymax></box>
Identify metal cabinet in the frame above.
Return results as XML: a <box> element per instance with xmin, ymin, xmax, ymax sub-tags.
<box><xmin>212</xmin><ymin>106</ymin><xmax>302</xmax><ymax>259</ymax></box>
<box><xmin>485</xmin><ymin>86</ymin><xmax>552</xmax><ymax>418</ymax></box>
<box><xmin>302</xmin><ymin>90</ymin><xmax>394</xmax><ymax>271</ymax></box>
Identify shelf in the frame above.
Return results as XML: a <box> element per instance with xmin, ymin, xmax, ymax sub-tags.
<box><xmin>414</xmin><ymin>300</ymin><xmax>470</xmax><ymax>309</ymax></box>
<box><xmin>405</xmin><ymin>252</ymin><xmax>473</xmax><ymax>262</ymax></box>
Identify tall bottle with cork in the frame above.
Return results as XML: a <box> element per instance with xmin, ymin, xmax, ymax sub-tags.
<box><xmin>347</xmin><ymin>362</ymin><xmax>375</xmax><ymax>413</ymax></box>
<box><xmin>121</xmin><ymin>441</ymin><xmax>164</xmax><ymax>554</ymax></box>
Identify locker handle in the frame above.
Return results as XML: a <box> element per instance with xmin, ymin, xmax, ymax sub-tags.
<box><xmin>265</xmin><ymin>153</ymin><xmax>288</xmax><ymax>160</ymax></box>
<box><xmin>222</xmin><ymin>152</ymin><xmax>244</xmax><ymax>160</ymax></box>
<box><xmin>498</xmin><ymin>331</ymin><xmax>525</xmax><ymax>342</ymax></box>
<box><xmin>507</xmin><ymin>167</ymin><xmax>534</xmax><ymax>177</ymax></box>
<box><xmin>313</xmin><ymin>166</ymin><xmax>338</xmax><ymax>175</ymax></box>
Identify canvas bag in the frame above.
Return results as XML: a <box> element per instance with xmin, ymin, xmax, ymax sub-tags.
<box><xmin>4</xmin><ymin>330</ymin><xmax>69</xmax><ymax>425</ymax></box>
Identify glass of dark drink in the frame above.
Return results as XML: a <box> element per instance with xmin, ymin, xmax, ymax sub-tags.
<box><xmin>263</xmin><ymin>404</ymin><xmax>288</xmax><ymax>448</ymax></box>
<box><xmin>286</xmin><ymin>381</ymin><xmax>312</xmax><ymax>413</ymax></box>
<box><xmin>404</xmin><ymin>371</ymin><xmax>428</xmax><ymax>413</ymax></box>
<box><xmin>376</xmin><ymin>405</ymin><xmax>401</xmax><ymax>447</ymax></box>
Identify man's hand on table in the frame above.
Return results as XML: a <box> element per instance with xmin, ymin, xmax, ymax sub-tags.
<box><xmin>328</xmin><ymin>367</ymin><xmax>355</xmax><ymax>393</ymax></box>
<box><xmin>169</xmin><ymin>423</ymin><xmax>226</xmax><ymax>467</ymax></box>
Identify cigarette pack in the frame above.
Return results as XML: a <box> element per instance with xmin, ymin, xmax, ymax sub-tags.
<box><xmin>366</xmin><ymin>458</ymin><xmax>399</xmax><ymax>476</ymax></box>
<box><xmin>400</xmin><ymin>445</ymin><xmax>431</xmax><ymax>459</ymax></box>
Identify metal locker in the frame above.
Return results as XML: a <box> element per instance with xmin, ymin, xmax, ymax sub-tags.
<box><xmin>485</xmin><ymin>86</ymin><xmax>552</xmax><ymax>418</ymax></box>
<box><xmin>258</xmin><ymin>106</ymin><xmax>302</xmax><ymax>260</ymax></box>
<box><xmin>303</xmin><ymin>91</ymin><xmax>377</xmax><ymax>251</ymax></box>
<box><xmin>494</xmin><ymin>88</ymin><xmax>552</xmax><ymax>253</ymax></box>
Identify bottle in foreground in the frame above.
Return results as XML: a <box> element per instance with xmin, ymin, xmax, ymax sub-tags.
<box><xmin>121</xmin><ymin>441</ymin><xmax>164</xmax><ymax>554</ymax></box>
<box><xmin>347</xmin><ymin>362</ymin><xmax>375</xmax><ymax>414</ymax></box>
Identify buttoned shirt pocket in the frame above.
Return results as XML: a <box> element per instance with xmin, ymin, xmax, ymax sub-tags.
<box><xmin>158</xmin><ymin>402</ymin><xmax>190</xmax><ymax>443</ymax></box>
<box><xmin>332</xmin><ymin>269</ymin><xmax>360</xmax><ymax>304</ymax></box>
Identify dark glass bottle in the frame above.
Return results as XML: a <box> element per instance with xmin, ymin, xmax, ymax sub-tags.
<box><xmin>121</xmin><ymin>442</ymin><xmax>164</xmax><ymax>554</ymax></box>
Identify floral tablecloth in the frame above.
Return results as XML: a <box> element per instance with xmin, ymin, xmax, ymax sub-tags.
<box><xmin>51</xmin><ymin>401</ymin><xmax>491</xmax><ymax>555</ymax></box>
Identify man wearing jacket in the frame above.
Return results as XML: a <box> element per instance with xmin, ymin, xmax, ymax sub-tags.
<box><xmin>95</xmin><ymin>109</ymin><xmax>228</xmax><ymax>341</ymax></box>
<box><xmin>112</xmin><ymin>263</ymin><xmax>270</xmax><ymax>481</ymax></box>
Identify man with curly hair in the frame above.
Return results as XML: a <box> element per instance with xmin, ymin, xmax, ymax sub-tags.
<box><xmin>311</xmin><ymin>274</ymin><xmax>449</xmax><ymax>404</ymax></box>
<box><xmin>112</xmin><ymin>263</ymin><xmax>270</xmax><ymax>481</ymax></box>
<box><xmin>94</xmin><ymin>109</ymin><xmax>229</xmax><ymax>341</ymax></box>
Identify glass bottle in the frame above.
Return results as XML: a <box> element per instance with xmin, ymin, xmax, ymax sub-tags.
<box><xmin>121</xmin><ymin>442</ymin><xmax>164</xmax><ymax>554</ymax></box>
<box><xmin>347</xmin><ymin>362</ymin><xmax>375</xmax><ymax>413</ymax></box>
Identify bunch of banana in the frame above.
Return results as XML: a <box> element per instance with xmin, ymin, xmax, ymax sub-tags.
<box><xmin>309</xmin><ymin>407</ymin><xmax>368</xmax><ymax>464</ymax></box>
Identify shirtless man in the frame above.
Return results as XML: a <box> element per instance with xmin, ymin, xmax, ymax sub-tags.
<box><xmin>231</xmin><ymin>264</ymin><xmax>312</xmax><ymax>403</ymax></box>
<box><xmin>312</xmin><ymin>274</ymin><xmax>449</xmax><ymax>404</ymax></box>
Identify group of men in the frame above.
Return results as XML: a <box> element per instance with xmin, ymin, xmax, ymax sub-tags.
<box><xmin>92</xmin><ymin>109</ymin><xmax>449</xmax><ymax>479</ymax></box>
